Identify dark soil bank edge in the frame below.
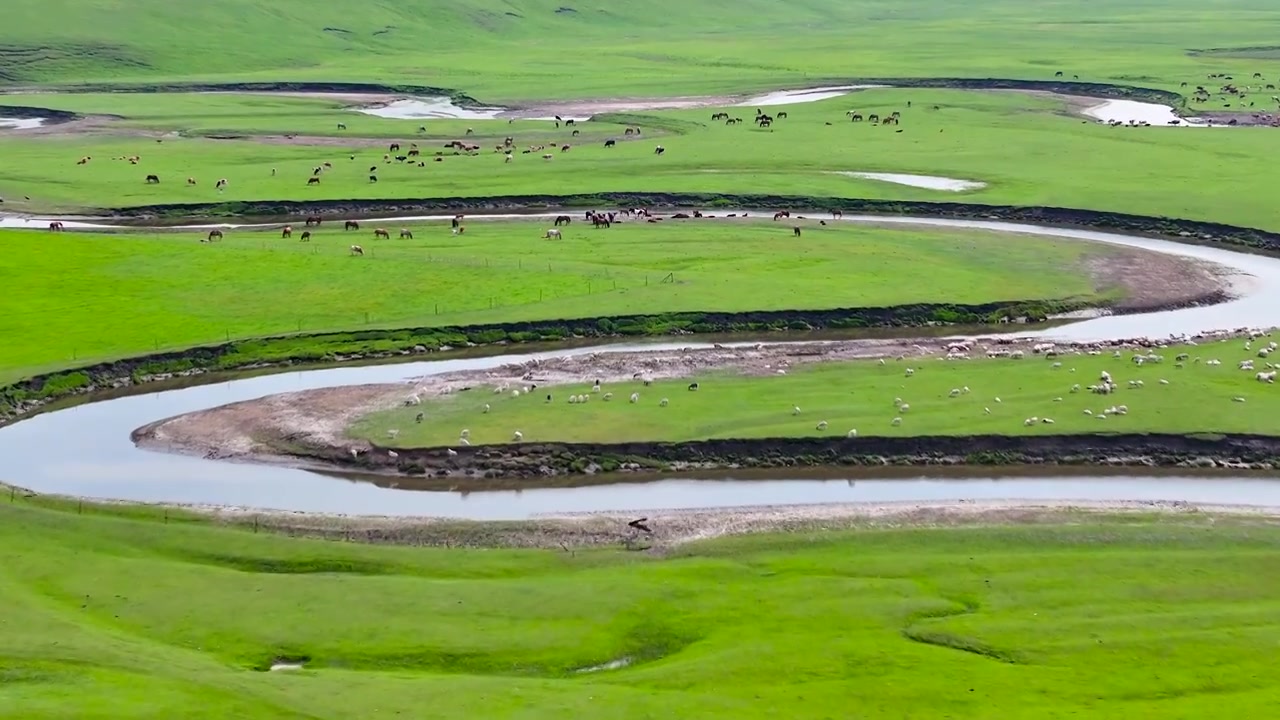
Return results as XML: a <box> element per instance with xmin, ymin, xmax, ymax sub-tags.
<box><xmin>266</xmin><ymin>432</ymin><xmax>1280</xmax><ymax>478</ymax></box>
<box><xmin>105</xmin><ymin>192</ymin><xmax>1280</xmax><ymax>255</ymax></box>
<box><xmin>0</xmin><ymin>104</ymin><xmax>78</xmax><ymax>123</ymax></box>
<box><xmin>0</xmin><ymin>297</ymin><xmax>1096</xmax><ymax>426</ymax></box>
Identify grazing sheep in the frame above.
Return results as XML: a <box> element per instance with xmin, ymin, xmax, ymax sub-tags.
<box><xmin>512</xmin><ymin>431</ymin><xmax>524</xmax><ymax>441</ymax></box>
<box><xmin>405</xmin><ymin>394</ymin><xmax>421</xmax><ymax>406</ymax></box>
<box><xmin>1233</xmin><ymin>397</ymin><xmax>1247</xmax><ymax>403</ymax></box>
<box><xmin>387</xmin><ymin>429</ymin><xmax>399</xmax><ymax>439</ymax></box>
<box><xmin>949</xmin><ymin>388</ymin><xmax>961</xmax><ymax>397</ymax></box>
<box><xmin>816</xmin><ymin>421</ymin><xmax>828</xmax><ymax>430</ymax></box>
<box><xmin>630</xmin><ymin>393</ymin><xmax>639</xmax><ymax>403</ymax></box>
<box><xmin>995</xmin><ymin>397</ymin><xmax>1002</xmax><ymax>403</ymax></box>
<box><xmin>570</xmin><ymin>395</ymin><xmax>578</xmax><ymax>404</ymax></box>
<box><xmin>899</xmin><ymin>403</ymin><xmax>910</xmax><ymax>412</ymax></box>
<box><xmin>483</xmin><ymin>403</ymin><xmax>491</xmax><ymax>413</ymax></box>
<box><xmin>1258</xmin><ymin>371</ymin><xmax>1277</xmax><ymax>383</ymax></box>
<box><xmin>1083</xmin><ymin>409</ymin><xmax>1093</xmax><ymax>415</ymax></box>
<box><xmin>460</xmin><ymin>429</ymin><xmax>470</xmax><ymax>438</ymax></box>
<box><xmin>512</xmin><ymin>389</ymin><xmax>521</xmax><ymax>397</ymax></box>
<box><xmin>1159</xmin><ymin>379</ymin><xmax>1170</xmax><ymax>385</ymax></box>
<box><xmin>459</xmin><ymin>438</ymin><xmax>471</xmax><ymax>446</ymax></box>
<box><xmin>660</xmin><ymin>398</ymin><xmax>669</xmax><ymax>407</ymax></box>
<box><xmin>1041</xmin><ymin>418</ymin><xmax>1055</xmax><ymax>424</ymax></box>
<box><xmin>847</xmin><ymin>429</ymin><xmax>858</xmax><ymax>438</ymax></box>
<box><xmin>415</xmin><ymin>412</ymin><xmax>425</xmax><ymax>423</ymax></box>
<box><xmin>984</xmin><ymin>407</ymin><xmax>991</xmax><ymax>414</ymax></box>
<box><xmin>891</xmin><ymin>417</ymin><xmax>902</xmax><ymax>426</ymax></box>
<box><xmin>388</xmin><ymin>451</ymin><xmax>398</xmax><ymax>459</ymax></box>
<box><xmin>962</xmin><ymin>386</ymin><xmax>970</xmax><ymax>394</ymax></box>
<box><xmin>1070</xmin><ymin>384</ymin><xmax>1081</xmax><ymax>393</ymax></box>
<box><xmin>792</xmin><ymin>406</ymin><xmax>802</xmax><ymax>415</ymax></box>
<box><xmin>905</xmin><ymin>368</ymin><xmax>915</xmax><ymax>377</ymax></box>
<box><xmin>603</xmin><ymin>392</ymin><xmax>614</xmax><ymax>401</ymax></box>
<box><xmin>446</xmin><ymin>448</ymin><xmax>458</xmax><ymax>457</ymax></box>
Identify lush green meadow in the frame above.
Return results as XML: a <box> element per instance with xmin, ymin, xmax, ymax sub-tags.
<box><xmin>353</xmin><ymin>340</ymin><xmax>1280</xmax><ymax>446</ymax></box>
<box><xmin>4</xmin><ymin>499</ymin><xmax>1280</xmax><ymax>719</ymax></box>
<box><xmin>5</xmin><ymin>88</ymin><xmax>1280</xmax><ymax>232</ymax></box>
<box><xmin>0</xmin><ymin>219</ymin><xmax>1112</xmax><ymax>383</ymax></box>
<box><xmin>5</xmin><ymin>0</ymin><xmax>1280</xmax><ymax>98</ymax></box>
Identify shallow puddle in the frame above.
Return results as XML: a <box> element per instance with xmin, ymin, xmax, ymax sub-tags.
<box><xmin>0</xmin><ymin>117</ymin><xmax>43</xmax><ymax>130</ymax></box>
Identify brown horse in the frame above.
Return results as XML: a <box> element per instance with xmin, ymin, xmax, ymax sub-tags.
<box><xmin>344</xmin><ymin>220</ymin><xmax>360</xmax><ymax>231</ymax></box>
<box><xmin>48</xmin><ymin>221</ymin><xmax>64</xmax><ymax>231</ymax></box>
<box><xmin>305</xmin><ymin>216</ymin><xmax>322</xmax><ymax>227</ymax></box>
<box><xmin>207</xmin><ymin>230</ymin><xmax>223</xmax><ymax>241</ymax></box>
<box><xmin>281</xmin><ymin>225</ymin><xmax>293</xmax><ymax>238</ymax></box>
<box><xmin>300</xmin><ymin>231</ymin><xmax>312</xmax><ymax>242</ymax></box>
<box><xmin>374</xmin><ymin>228</ymin><xmax>390</xmax><ymax>239</ymax></box>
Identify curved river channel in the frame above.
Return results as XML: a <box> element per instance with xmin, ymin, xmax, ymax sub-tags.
<box><xmin>4</xmin><ymin>213</ymin><xmax>1280</xmax><ymax>518</ymax></box>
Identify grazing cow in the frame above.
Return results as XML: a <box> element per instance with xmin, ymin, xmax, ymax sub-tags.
<box><xmin>566</xmin><ymin>119</ymin><xmax>575</xmax><ymax>126</ymax></box>
<box><xmin>145</xmin><ymin>174</ymin><xmax>160</xmax><ymax>184</ymax></box>
<box><xmin>399</xmin><ymin>228</ymin><xmax>413</xmax><ymax>239</ymax></box>
<box><xmin>207</xmin><ymin>230</ymin><xmax>223</xmax><ymax>241</ymax></box>
<box><xmin>307</xmin><ymin>177</ymin><xmax>321</xmax><ymax>185</ymax></box>
<box><xmin>345</xmin><ymin>220</ymin><xmax>360</xmax><ymax>231</ymax></box>
<box><xmin>369</xmin><ymin>175</ymin><xmax>378</xmax><ymax>183</ymax></box>
<box><xmin>305</xmin><ymin>216</ymin><xmax>322</xmax><ymax>227</ymax></box>
<box><xmin>624</xmin><ymin>127</ymin><xmax>636</xmax><ymax>136</ymax></box>
<box><xmin>561</xmin><ymin>144</ymin><xmax>571</xmax><ymax>152</ymax></box>
<box><xmin>281</xmin><ymin>225</ymin><xmax>293</xmax><ymax>238</ymax></box>
<box><xmin>48</xmin><ymin>221</ymin><xmax>64</xmax><ymax>231</ymax></box>
<box><xmin>604</xmin><ymin>139</ymin><xmax>616</xmax><ymax>148</ymax></box>
<box><xmin>215</xmin><ymin>178</ymin><xmax>228</xmax><ymax>191</ymax></box>
<box><xmin>793</xmin><ymin>226</ymin><xmax>801</xmax><ymax>237</ymax></box>
<box><xmin>712</xmin><ymin>112</ymin><xmax>729</xmax><ymax>120</ymax></box>
<box><xmin>187</xmin><ymin>177</ymin><xmax>196</xmax><ymax>185</ymax></box>
<box><xmin>350</xmin><ymin>245</ymin><xmax>364</xmax><ymax>256</ymax></box>
<box><xmin>777</xmin><ymin>111</ymin><xmax>788</xmax><ymax>119</ymax></box>
<box><xmin>300</xmin><ymin>231</ymin><xmax>312</xmax><ymax>242</ymax></box>
<box><xmin>374</xmin><ymin>228</ymin><xmax>390</xmax><ymax>239</ymax></box>
<box><xmin>654</xmin><ymin>145</ymin><xmax>665</xmax><ymax>155</ymax></box>
<box><xmin>543</xmin><ymin>229</ymin><xmax>562</xmax><ymax>239</ymax></box>
<box><xmin>554</xmin><ymin>215</ymin><xmax>572</xmax><ymax>226</ymax></box>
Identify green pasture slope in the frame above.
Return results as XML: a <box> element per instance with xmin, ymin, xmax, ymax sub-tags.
<box><xmin>4</xmin><ymin>499</ymin><xmax>1280</xmax><ymax>719</ymax></box>
<box><xmin>0</xmin><ymin>220</ymin><xmax>1112</xmax><ymax>383</ymax></box>
<box><xmin>354</xmin><ymin>340</ymin><xmax>1280</xmax><ymax>446</ymax></box>
<box><xmin>3</xmin><ymin>88</ymin><xmax>1280</xmax><ymax>232</ymax></box>
<box><xmin>5</xmin><ymin>0</ymin><xmax>1280</xmax><ymax>97</ymax></box>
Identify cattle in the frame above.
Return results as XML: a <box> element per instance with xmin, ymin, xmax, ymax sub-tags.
<box><xmin>307</xmin><ymin>177</ymin><xmax>321</xmax><ymax>185</ymax></box>
<box><xmin>554</xmin><ymin>215</ymin><xmax>572</xmax><ymax>226</ymax></box>
<box><xmin>345</xmin><ymin>220</ymin><xmax>360</xmax><ymax>231</ymax></box>
<box><xmin>369</xmin><ymin>166</ymin><xmax>379</xmax><ymax>173</ymax></box>
<box><xmin>281</xmin><ymin>225</ymin><xmax>293</xmax><ymax>239</ymax></box>
<box><xmin>215</xmin><ymin>178</ymin><xmax>228</xmax><ymax>190</ymax></box>
<box><xmin>374</xmin><ymin>228</ymin><xmax>391</xmax><ymax>239</ymax></box>
<box><xmin>207</xmin><ymin>230</ymin><xmax>223</xmax><ymax>241</ymax></box>
<box><xmin>712</xmin><ymin>112</ymin><xmax>729</xmax><ymax>120</ymax></box>
<box><xmin>299</xmin><ymin>231</ymin><xmax>312</xmax><ymax>242</ymax></box>
<box><xmin>145</xmin><ymin>174</ymin><xmax>160</xmax><ymax>184</ymax></box>
<box><xmin>313</xmin><ymin>166</ymin><xmax>323</xmax><ymax>176</ymax></box>
<box><xmin>543</xmin><ymin>229</ymin><xmax>562</xmax><ymax>239</ymax></box>
<box><xmin>186</xmin><ymin>177</ymin><xmax>197</xmax><ymax>186</ymax></box>
<box><xmin>561</xmin><ymin>144</ymin><xmax>571</xmax><ymax>152</ymax></box>
<box><xmin>369</xmin><ymin>175</ymin><xmax>378</xmax><ymax>183</ymax></box>
<box><xmin>337</xmin><ymin>122</ymin><xmax>346</xmax><ymax>130</ymax></box>
<box><xmin>868</xmin><ymin>113</ymin><xmax>880</xmax><ymax>123</ymax></box>
<box><xmin>399</xmin><ymin>228</ymin><xmax>413</xmax><ymax>239</ymax></box>
<box><xmin>604</xmin><ymin>139</ymin><xmax>616</xmax><ymax>148</ymax></box>
<box><xmin>350</xmin><ymin>245</ymin><xmax>364</xmax><ymax>256</ymax></box>
<box><xmin>654</xmin><ymin>145</ymin><xmax>665</xmax><ymax>155</ymax></box>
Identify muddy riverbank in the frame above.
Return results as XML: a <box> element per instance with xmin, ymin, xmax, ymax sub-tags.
<box><xmin>131</xmin><ymin>330</ymin><xmax>1268</xmax><ymax>479</ymax></box>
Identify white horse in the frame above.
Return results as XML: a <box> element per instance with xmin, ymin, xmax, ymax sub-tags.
<box><xmin>543</xmin><ymin>229</ymin><xmax>562</xmax><ymax>239</ymax></box>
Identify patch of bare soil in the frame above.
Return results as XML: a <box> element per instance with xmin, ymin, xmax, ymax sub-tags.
<box><xmin>8</xmin><ymin>114</ymin><xmax>138</xmax><ymax>139</ymax></box>
<box><xmin>155</xmin><ymin>498</ymin><xmax>1280</xmax><ymax>549</ymax></box>
<box><xmin>1085</xmin><ymin>245</ymin><xmax>1236</xmax><ymax>310</ymax></box>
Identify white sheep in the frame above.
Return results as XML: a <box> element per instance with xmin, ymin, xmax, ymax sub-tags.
<box><xmin>899</xmin><ymin>403</ymin><xmax>910</xmax><ymax>412</ymax></box>
<box><xmin>483</xmin><ymin>403</ymin><xmax>491</xmax><ymax>413</ymax></box>
<box><xmin>512</xmin><ymin>430</ymin><xmax>523</xmax><ymax>441</ymax></box>
<box><xmin>386</xmin><ymin>429</ymin><xmax>399</xmax><ymax>439</ymax></box>
<box><xmin>1159</xmin><ymin>379</ymin><xmax>1169</xmax><ymax>385</ymax></box>
<box><xmin>894</xmin><ymin>397</ymin><xmax>902</xmax><ymax>406</ymax></box>
<box><xmin>1257</xmin><ymin>371</ymin><xmax>1277</xmax><ymax>383</ymax></box>
<box><xmin>446</xmin><ymin>448</ymin><xmax>458</xmax><ymax>457</ymax></box>
<box><xmin>905</xmin><ymin>368</ymin><xmax>915</xmax><ymax>377</ymax></box>
<box><xmin>984</xmin><ymin>407</ymin><xmax>991</xmax><ymax>414</ymax></box>
<box><xmin>404</xmin><ymin>394</ymin><xmax>421</xmax><ymax>406</ymax></box>
<box><xmin>512</xmin><ymin>389</ymin><xmax>521</xmax><ymax>397</ymax></box>
<box><xmin>630</xmin><ymin>393</ymin><xmax>639</xmax><ymax>403</ymax></box>
<box><xmin>458</xmin><ymin>438</ymin><xmax>471</xmax><ymax>446</ymax></box>
<box><xmin>660</xmin><ymin>398</ymin><xmax>669</xmax><ymax>407</ymax></box>
<box><xmin>847</xmin><ymin>429</ymin><xmax>858</xmax><ymax>438</ymax></box>
<box><xmin>891</xmin><ymin>417</ymin><xmax>902</xmax><ymax>426</ymax></box>
<box><xmin>592</xmin><ymin>383</ymin><xmax>601</xmax><ymax>393</ymax></box>
<box><xmin>568</xmin><ymin>395</ymin><xmax>578</xmax><ymax>404</ymax></box>
<box><xmin>1041</xmin><ymin>418</ymin><xmax>1055</xmax><ymax>424</ymax></box>
<box><xmin>603</xmin><ymin>392</ymin><xmax>614</xmax><ymax>401</ymax></box>
<box><xmin>1070</xmin><ymin>384</ymin><xmax>1081</xmax><ymax>393</ymax></box>
<box><xmin>816</xmin><ymin>421</ymin><xmax>828</xmax><ymax>430</ymax></box>
<box><xmin>1053</xmin><ymin>397</ymin><xmax>1063</xmax><ymax>402</ymax></box>
<box><xmin>388</xmin><ymin>450</ymin><xmax>398</xmax><ymax>458</ymax></box>
<box><xmin>1233</xmin><ymin>397</ymin><xmax>1247</xmax><ymax>403</ymax></box>
<box><xmin>793</xmin><ymin>406</ymin><xmax>801</xmax><ymax>415</ymax></box>
<box><xmin>1083</xmin><ymin>409</ymin><xmax>1093</xmax><ymax>415</ymax></box>
<box><xmin>962</xmin><ymin>386</ymin><xmax>970</xmax><ymax>394</ymax></box>
<box><xmin>1051</xmin><ymin>362</ymin><xmax>1062</xmax><ymax>369</ymax></box>
<box><xmin>949</xmin><ymin>388</ymin><xmax>961</xmax><ymax>397</ymax></box>
<box><xmin>994</xmin><ymin>397</ymin><xmax>1002</xmax><ymax>403</ymax></box>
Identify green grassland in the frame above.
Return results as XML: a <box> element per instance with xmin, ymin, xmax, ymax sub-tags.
<box><xmin>0</xmin><ymin>219</ymin><xmax>1113</xmax><ymax>383</ymax></box>
<box><xmin>5</xmin><ymin>0</ymin><xmax>1280</xmax><ymax>99</ymax></box>
<box><xmin>4</xmin><ymin>88</ymin><xmax>1280</xmax><ymax>233</ymax></box>
<box><xmin>5</xmin><ymin>499</ymin><xmax>1280</xmax><ymax>719</ymax></box>
<box><xmin>352</xmin><ymin>341</ymin><xmax>1280</xmax><ymax>446</ymax></box>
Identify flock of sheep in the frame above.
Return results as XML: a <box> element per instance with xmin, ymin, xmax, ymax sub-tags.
<box><xmin>373</xmin><ymin>327</ymin><xmax>1276</xmax><ymax>448</ymax></box>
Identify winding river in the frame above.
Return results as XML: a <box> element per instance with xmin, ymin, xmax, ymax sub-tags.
<box><xmin>2</xmin><ymin>212</ymin><xmax>1280</xmax><ymax>517</ymax></box>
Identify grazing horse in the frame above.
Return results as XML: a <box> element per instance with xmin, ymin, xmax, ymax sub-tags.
<box><xmin>543</xmin><ymin>229</ymin><xmax>562</xmax><ymax>239</ymax></box>
<box><xmin>831</xmin><ymin>209</ymin><xmax>843</xmax><ymax>219</ymax></box>
<box><xmin>337</xmin><ymin>122</ymin><xmax>346</xmax><ymax>130</ymax></box>
<box><xmin>654</xmin><ymin>145</ymin><xmax>665</xmax><ymax>155</ymax></box>
<box><xmin>554</xmin><ymin>215</ymin><xmax>572</xmax><ymax>226</ymax></box>
<box><xmin>849</xmin><ymin>113</ymin><xmax>863</xmax><ymax>122</ymax></box>
<box><xmin>773</xmin><ymin>211</ymin><xmax>790</xmax><ymax>221</ymax></box>
<box><xmin>350</xmin><ymin>245</ymin><xmax>364</xmax><ymax>256</ymax></box>
<box><xmin>451</xmin><ymin>215</ymin><xmax>464</xmax><ymax>228</ymax></box>
<box><xmin>48</xmin><ymin>221</ymin><xmax>64</xmax><ymax>231</ymax></box>
<box><xmin>793</xmin><ymin>226</ymin><xmax>802</xmax><ymax>237</ymax></box>
<box><xmin>374</xmin><ymin>228</ymin><xmax>390</xmax><ymax>239</ymax></box>
<box><xmin>345</xmin><ymin>220</ymin><xmax>360</xmax><ymax>231</ymax></box>
<box><xmin>389</xmin><ymin>143</ymin><xmax>400</xmax><ymax>152</ymax></box>
<box><xmin>207</xmin><ymin>230</ymin><xmax>223</xmax><ymax>241</ymax></box>
<box><xmin>281</xmin><ymin>225</ymin><xmax>293</xmax><ymax>238</ymax></box>
<box><xmin>604</xmin><ymin>139</ymin><xmax>617</xmax><ymax>148</ymax></box>
<box><xmin>777</xmin><ymin>111</ymin><xmax>788</xmax><ymax>119</ymax></box>
<box><xmin>868</xmin><ymin>114</ymin><xmax>880</xmax><ymax>123</ymax></box>
<box><xmin>299</xmin><ymin>231</ymin><xmax>312</xmax><ymax>242</ymax></box>
<box><xmin>399</xmin><ymin>228</ymin><xmax>413</xmax><ymax>239</ymax></box>
<box><xmin>145</xmin><ymin>174</ymin><xmax>160</xmax><ymax>184</ymax></box>
<box><xmin>305</xmin><ymin>216</ymin><xmax>322</xmax><ymax>227</ymax></box>
<box><xmin>307</xmin><ymin>177</ymin><xmax>321</xmax><ymax>185</ymax></box>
